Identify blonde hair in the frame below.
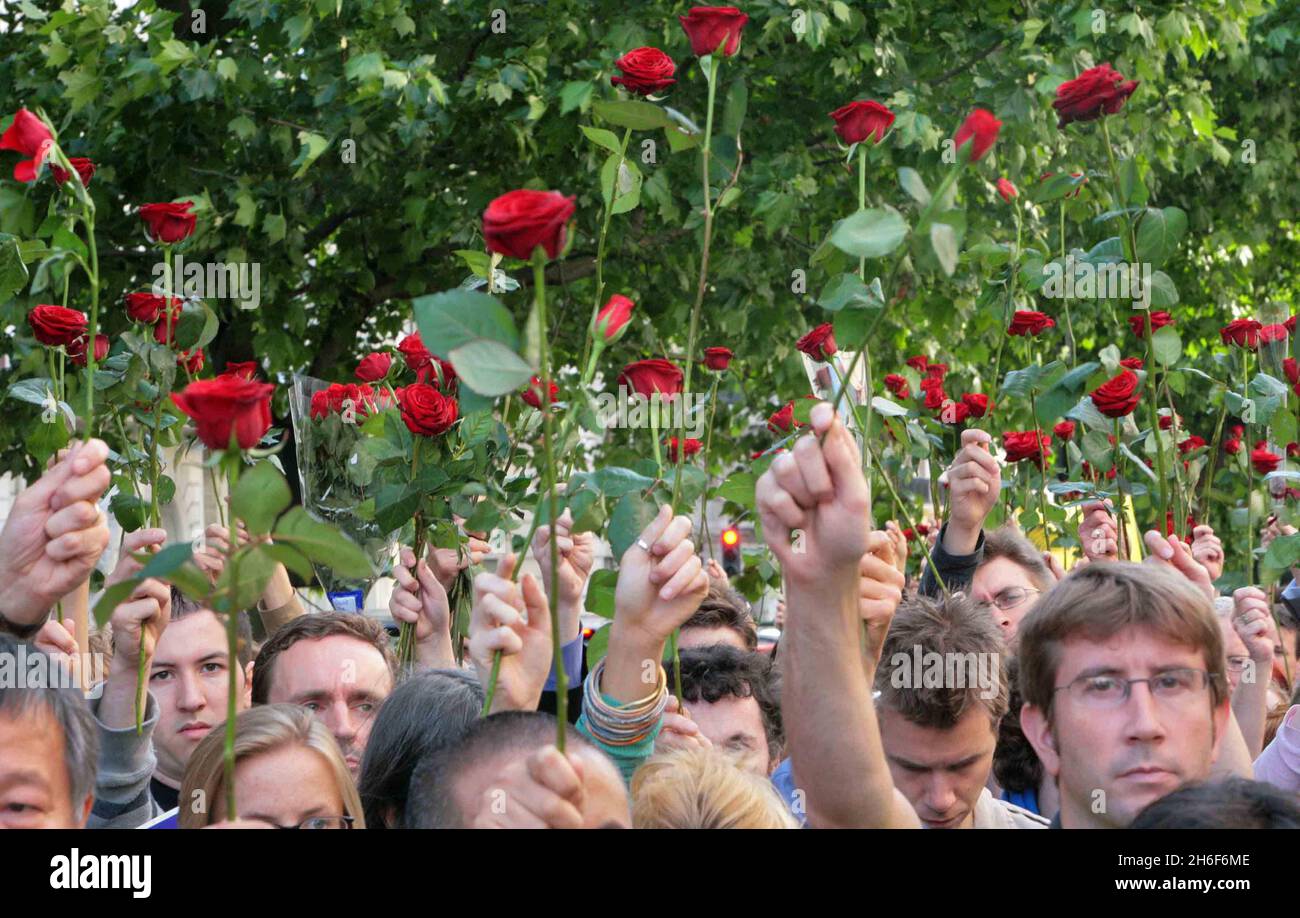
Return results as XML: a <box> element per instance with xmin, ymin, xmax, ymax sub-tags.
<box><xmin>631</xmin><ymin>748</ymin><xmax>798</xmax><ymax>829</ymax></box>
<box><xmin>178</xmin><ymin>703</ymin><xmax>364</xmax><ymax>829</ymax></box>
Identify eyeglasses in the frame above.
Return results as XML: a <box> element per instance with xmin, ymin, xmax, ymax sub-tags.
<box><xmin>268</xmin><ymin>815</ymin><xmax>355</xmax><ymax>830</ymax></box>
<box><xmin>1226</xmin><ymin>656</ymin><xmax>1252</xmax><ymax>673</ymax></box>
<box><xmin>974</xmin><ymin>587</ymin><xmax>1040</xmax><ymax>612</ymax></box>
<box><xmin>1054</xmin><ymin>668</ymin><xmax>1218</xmax><ymax>709</ymax></box>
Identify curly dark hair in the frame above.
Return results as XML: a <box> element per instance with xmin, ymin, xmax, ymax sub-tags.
<box><xmin>992</xmin><ymin>655</ymin><xmax>1044</xmax><ymax>796</ymax></box>
<box><xmin>666</xmin><ymin>644</ymin><xmax>782</xmax><ymax>764</ymax></box>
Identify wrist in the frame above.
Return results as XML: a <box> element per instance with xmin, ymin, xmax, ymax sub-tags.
<box><xmin>942</xmin><ymin>519</ymin><xmax>981</xmax><ymax>556</ymax></box>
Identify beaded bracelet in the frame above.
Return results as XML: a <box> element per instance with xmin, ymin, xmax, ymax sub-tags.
<box><xmin>581</xmin><ymin>658</ymin><xmax>668</xmax><ymax>746</ymax></box>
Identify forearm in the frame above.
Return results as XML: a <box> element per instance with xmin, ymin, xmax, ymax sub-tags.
<box><xmin>602</xmin><ymin>621</ymin><xmax>665</xmax><ymax>704</ymax></box>
<box><xmin>1211</xmin><ymin>708</ymin><xmax>1256</xmax><ymax>779</ymax></box>
<box><xmin>416</xmin><ymin>631</ymin><xmax>457</xmax><ymax>670</ymax></box>
<box><xmin>99</xmin><ymin>657</ymin><xmax>145</xmax><ymax>730</ymax></box>
<box><xmin>558</xmin><ymin>598</ymin><xmax>582</xmax><ymax>645</ymax></box>
<box><xmin>919</xmin><ymin>523</ymin><xmax>983</xmax><ymax>598</ymax></box>
<box><xmin>782</xmin><ymin>572</ymin><xmax>916</xmax><ymax>829</ymax></box>
<box><xmin>257</xmin><ymin>568</ymin><xmax>304</xmax><ymax>635</ymax></box>
<box><xmin>1231</xmin><ymin>667</ymin><xmax>1271</xmax><ymax>758</ymax></box>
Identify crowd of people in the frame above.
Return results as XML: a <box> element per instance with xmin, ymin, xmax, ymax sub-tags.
<box><xmin>4</xmin><ymin>404</ymin><xmax>1300</xmax><ymax>830</ymax></box>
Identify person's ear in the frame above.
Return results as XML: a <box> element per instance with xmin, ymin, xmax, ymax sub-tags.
<box><xmin>240</xmin><ymin>661</ymin><xmax>254</xmax><ymax>709</ymax></box>
<box><xmin>77</xmin><ymin>792</ymin><xmax>94</xmax><ymax>829</ymax></box>
<box><xmin>1019</xmin><ymin>703</ymin><xmax>1060</xmax><ymax>778</ymax></box>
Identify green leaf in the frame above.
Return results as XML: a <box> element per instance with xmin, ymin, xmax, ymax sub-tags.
<box><xmin>585</xmin><ymin>623</ymin><xmax>611</xmax><ymax>671</ymax></box>
<box><xmin>1261</xmin><ymin>533</ymin><xmax>1300</xmax><ymax>581</ymax></box>
<box><xmin>580</xmin><ymin>125</ymin><xmax>623</xmax><ymax>154</ymax></box>
<box><xmin>898</xmin><ymin>167</ymin><xmax>930</xmax><ymax>205</ymax></box>
<box><xmin>230</xmin><ymin>461</ymin><xmax>292</xmax><ymax>534</ymax></box>
<box><xmin>274</xmin><ymin>507</ymin><xmax>374</xmax><ymax>579</ymax></box>
<box><xmin>413</xmin><ymin>289</ymin><xmax>519</xmax><ymax>355</ymax></box>
<box><xmin>607</xmin><ymin>491</ymin><xmax>660</xmax><ymax>560</ymax></box>
<box><xmin>817</xmin><ymin>273</ymin><xmax>883</xmax><ymax>312</ymax></box>
<box><xmin>592</xmin><ymin>99</ymin><xmax>670</xmax><ymax>131</ymax></box>
<box><xmin>0</xmin><ymin>233</ymin><xmax>29</xmax><ymax>304</ymax></box>
<box><xmin>870</xmin><ymin>396</ymin><xmax>909</xmax><ymax>417</ymax></box>
<box><xmin>585</xmin><ymin>569</ymin><xmax>618</xmax><ymax>619</ymax></box>
<box><xmin>1151</xmin><ymin>324</ymin><xmax>1182</xmax><ymax>366</ymax></box>
<box><xmin>559</xmin><ymin>81</ymin><xmax>594</xmax><ymax>115</ymax></box>
<box><xmin>829</xmin><ymin>207</ymin><xmax>908</xmax><ymax>259</ymax></box>
<box><xmin>929</xmin><ymin>221</ymin><xmax>958</xmax><ymax>276</ymax></box>
<box><xmin>292</xmin><ymin>131</ymin><xmax>330</xmax><ymax>180</ymax></box>
<box><xmin>448</xmin><ymin>339</ymin><xmax>535</xmax><ymax>397</ymax></box>
<box><xmin>263</xmin><ymin>213</ymin><xmax>287</xmax><ymax>244</ymax></box>
<box><xmin>1147</xmin><ymin>271</ymin><xmax>1179</xmax><ymax>308</ymax></box>
<box><xmin>715</xmin><ymin>471</ymin><xmax>756</xmax><ymax>508</ymax></box>
<box><xmin>721</xmin><ymin>78</ymin><xmax>747</xmax><ymax>136</ymax></box>
<box><xmin>1133</xmin><ymin>207</ymin><xmax>1188</xmax><ymax>267</ymax></box>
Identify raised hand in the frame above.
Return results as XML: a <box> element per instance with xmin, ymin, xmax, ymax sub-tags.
<box><xmin>532</xmin><ymin>508</ymin><xmax>594</xmax><ymax>639</ymax></box>
<box><xmin>428</xmin><ymin>529</ymin><xmax>492</xmax><ymax>592</ymax></box>
<box><xmin>98</xmin><ymin>577</ymin><xmax>173</xmax><ymax>730</ymax></box>
<box><xmin>1078</xmin><ymin>500</ymin><xmax>1119</xmax><ymax>562</ymax></box>
<box><xmin>653</xmin><ymin>695</ymin><xmax>712</xmax><ymax>754</ymax></box>
<box><xmin>390</xmin><ymin>546</ymin><xmax>454</xmax><ymax>668</ymax></box>
<box><xmin>1142</xmin><ymin>530</ymin><xmax>1215</xmax><ymax>601</ymax></box>
<box><xmin>939</xmin><ymin>428</ymin><xmax>1001</xmax><ymax>555</ymax></box>
<box><xmin>0</xmin><ymin>438</ymin><xmax>112</xmax><ymax>628</ymax></box>
<box><xmin>1232</xmin><ymin>587</ymin><xmax>1278</xmax><ymax>668</ymax></box>
<box><xmin>469</xmin><ymin>744</ymin><xmax>628</xmax><ymax>829</ymax></box>
<box><xmin>468</xmin><ymin>553</ymin><xmax>552</xmax><ymax>713</ymax></box>
<box><xmin>104</xmin><ymin>527</ymin><xmax>168</xmax><ymax>589</ymax></box>
<box><xmin>612</xmin><ymin>504</ymin><xmax>708</xmax><ymax>646</ymax></box>
<box><xmin>859</xmin><ymin>532</ymin><xmax>906</xmax><ymax>665</ymax></box>
<box><xmin>883</xmin><ymin>521</ymin><xmax>909</xmax><ymax>576</ymax></box>
<box><xmin>705</xmin><ymin>557</ymin><xmax>729</xmax><ymax>585</ymax></box>
<box><xmin>1190</xmin><ymin>525</ymin><xmax>1225</xmax><ymax>582</ymax></box>
<box><xmin>756</xmin><ymin>402</ymin><xmax>870</xmax><ymax>586</ymax></box>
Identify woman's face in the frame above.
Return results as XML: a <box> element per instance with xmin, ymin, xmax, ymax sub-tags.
<box><xmin>228</xmin><ymin>743</ymin><xmax>349</xmax><ymax>829</ymax></box>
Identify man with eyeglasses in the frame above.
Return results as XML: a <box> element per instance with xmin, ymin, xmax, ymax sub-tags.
<box><xmin>1017</xmin><ymin>561</ymin><xmax>1233</xmax><ymax>828</ymax></box>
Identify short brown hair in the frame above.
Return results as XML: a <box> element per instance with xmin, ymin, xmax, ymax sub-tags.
<box><xmin>875</xmin><ymin>593</ymin><xmax>1009</xmax><ymax>728</ymax></box>
<box><xmin>170</xmin><ymin>586</ymin><xmax>256</xmax><ymax>666</ymax></box>
<box><xmin>1017</xmin><ymin>562</ymin><xmax>1228</xmax><ymax>719</ymax></box>
<box><xmin>980</xmin><ymin>525</ymin><xmax>1054</xmax><ymax>592</ymax></box>
<box><xmin>252</xmin><ymin>612</ymin><xmax>396</xmax><ymax>705</ymax></box>
<box><xmin>682</xmin><ymin>581</ymin><xmax>757</xmax><ymax>650</ymax></box>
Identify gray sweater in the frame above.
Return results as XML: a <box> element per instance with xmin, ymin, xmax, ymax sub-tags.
<box><xmin>87</xmin><ymin>691</ymin><xmax>167</xmax><ymax>830</ymax></box>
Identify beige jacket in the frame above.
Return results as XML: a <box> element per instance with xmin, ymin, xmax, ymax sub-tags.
<box><xmin>972</xmin><ymin>787</ymin><xmax>1050</xmax><ymax>829</ymax></box>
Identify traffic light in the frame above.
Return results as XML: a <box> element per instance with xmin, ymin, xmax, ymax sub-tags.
<box><xmin>721</xmin><ymin>526</ymin><xmax>742</xmax><ymax>577</ymax></box>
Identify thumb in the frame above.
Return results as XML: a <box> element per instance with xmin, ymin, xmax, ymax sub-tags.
<box><xmin>22</xmin><ymin>450</ymin><xmax>75</xmax><ymax>507</ymax></box>
<box><xmin>812</xmin><ymin>403</ymin><xmax>866</xmax><ymax>502</ymax></box>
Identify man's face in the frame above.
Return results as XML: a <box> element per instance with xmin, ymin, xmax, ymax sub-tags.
<box><xmin>686</xmin><ymin>694</ymin><xmax>772</xmax><ymax>776</ymax></box>
<box><xmin>0</xmin><ymin>708</ymin><xmax>89</xmax><ymax>829</ymax></box>
<box><xmin>149</xmin><ymin>611</ymin><xmax>252</xmax><ymax>786</ymax></box>
<box><xmin>1020</xmin><ymin>628</ymin><xmax>1228</xmax><ymax>829</ymax></box>
<box><xmin>878</xmin><ymin>704</ymin><xmax>996</xmax><ymax>829</ymax></box>
<box><xmin>971</xmin><ymin>557</ymin><xmax>1041</xmax><ymax>642</ymax></box>
<box><xmin>452</xmin><ymin>744</ymin><xmax>630</xmax><ymax>828</ymax></box>
<box><xmin>265</xmin><ymin>635</ymin><xmax>393</xmax><ymax>775</ymax></box>
<box><xmin>678</xmin><ymin>626</ymin><xmax>749</xmax><ymax>653</ymax></box>
<box><xmin>227</xmin><ymin>743</ymin><xmax>348</xmax><ymax>829</ymax></box>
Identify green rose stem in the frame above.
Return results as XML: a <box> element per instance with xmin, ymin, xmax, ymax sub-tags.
<box><xmin>1243</xmin><ymin>350</ymin><xmax>1254</xmax><ymax>581</ymax></box>
<box><xmin>1113</xmin><ymin>417</ymin><xmax>1131</xmax><ymax>560</ymax></box>
<box><xmin>397</xmin><ymin>438</ymin><xmax>424</xmax><ymax>669</ymax></box>
<box><xmin>855</xmin><ymin>144</ymin><xmax>874</xmax><ymax>448</ymax></box>
<box><xmin>697</xmin><ymin>373</ymin><xmax>722</xmax><ymax>541</ymax></box>
<box><xmin>1200</xmin><ymin>394</ymin><xmax>1229</xmax><ymax>519</ymax></box>
<box><xmin>47</xmin><ymin>141</ymin><xmax>99</xmax><ymax>436</ymax></box>
<box><xmin>671</xmin><ymin>52</ymin><xmax>724</xmax><ymax>516</ymax></box>
<box><xmin>222</xmin><ymin>454</ymin><xmax>242</xmax><ymax>822</ymax></box>
<box><xmin>1059</xmin><ymin>203</ymin><xmax>1077</xmax><ymax>365</ymax></box>
<box><xmin>1100</xmin><ymin>119</ymin><xmax>1168</xmax><ymax>529</ymax></box>
<box><xmin>577</xmin><ymin>126</ymin><xmax>633</xmax><ymax>379</ymax></box>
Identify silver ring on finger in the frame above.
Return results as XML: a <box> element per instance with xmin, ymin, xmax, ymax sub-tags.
<box><xmin>636</xmin><ymin>538</ymin><xmax>651</xmax><ymax>553</ymax></box>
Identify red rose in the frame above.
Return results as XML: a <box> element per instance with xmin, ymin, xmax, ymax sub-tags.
<box><xmin>767</xmin><ymin>402</ymin><xmax>798</xmax><ymax>434</ymax></box>
<box><xmin>1159</xmin><ymin>414</ymin><xmax>1174</xmax><ymax>430</ymax></box>
<box><xmin>924</xmin><ymin>386</ymin><xmax>947</xmax><ymax>411</ymax></box>
<box><xmin>1220</xmin><ymin>319</ymin><xmax>1262</xmax><ymax>348</ymax></box>
<box><xmin>1288</xmin><ymin>315</ymin><xmax>1297</xmax><ymax>335</ymax></box>
<box><xmin>1007</xmin><ymin>310</ymin><xmax>1055</xmax><ymax>336</ymax></box>
<box><xmin>953</xmin><ymin>109</ymin><xmax>1001</xmax><ymax>162</ymax></box>
<box><xmin>396</xmin><ymin>332</ymin><xmax>432</xmax><ymax>373</ymax></box>
<box><xmin>1054</xmin><ymin>420</ymin><xmax>1076</xmax><ymax>440</ymax></box>
<box><xmin>178</xmin><ymin>348</ymin><xmax>205</xmax><ymax>374</ymax></box>
<box><xmin>961</xmin><ymin>393</ymin><xmax>990</xmax><ymax>418</ymax></box>
<box><xmin>1120</xmin><ymin>357</ymin><xmax>1144</xmax><ymax>371</ymax></box>
<box><xmin>28</xmin><ymin>304</ymin><xmax>87</xmax><ymax>347</ymax></box>
<box><xmin>1090</xmin><ymin>369</ymin><xmax>1141</xmax><ymax>418</ymax></box>
<box><xmin>310</xmin><ymin>389</ymin><xmax>330</xmax><ymax>420</ymax></box>
<box><xmin>996</xmin><ymin>177</ymin><xmax>1017</xmax><ymax>202</ymax></box>
<box><xmin>666</xmin><ymin>437</ymin><xmax>703</xmax><ymax>462</ymax></box>
<box><xmin>355</xmin><ymin>352</ymin><xmax>392</xmax><ymax>382</ymax></box>
<box><xmin>678</xmin><ymin>6</ymin><xmax>749</xmax><ymax>57</ymax></box>
<box><xmin>905</xmin><ymin>355</ymin><xmax>928</xmax><ymax>373</ymax></box>
<box><xmin>703</xmin><ymin>346</ymin><xmax>734</xmax><ymax>371</ymax></box>
<box><xmin>399</xmin><ymin>382</ymin><xmax>458</xmax><ymax>437</ymax></box>
<box><xmin>916</xmin><ymin>522</ymin><xmax>932</xmax><ymax>537</ymax></box>
<box><xmin>884</xmin><ymin>374</ymin><xmax>910</xmax><ymax>399</ymax></box>
<box><xmin>124</xmin><ymin>292</ymin><xmax>181</xmax><ymax>324</ymax></box>
<box><xmin>1289</xmin><ymin>443</ymin><xmax>1300</xmax><ymax>460</ymax></box>
<box><xmin>942</xmin><ymin>400</ymin><xmax>971</xmax><ymax>425</ymax></box>
<box><xmin>51</xmin><ymin>157</ymin><xmax>94</xmax><ymax>187</ymax></box>
<box><xmin>925</xmin><ymin>363</ymin><xmax>949</xmax><ymax>380</ymax></box>
<box><xmin>171</xmin><ymin>376</ymin><xmax>275</xmax><ymax>450</ymax></box>
<box><xmin>1252</xmin><ymin>446</ymin><xmax>1282</xmax><ymax>475</ymax></box>
<box><xmin>618</xmin><ymin>358</ymin><xmax>684</xmax><ymax>398</ymax></box>
<box><xmin>482</xmin><ymin>189</ymin><xmax>576</xmax><ymax>261</ymax></box>
<box><xmin>1231</xmin><ymin>425</ymin><xmax>1245</xmax><ymax>439</ymax></box>
<box><xmin>594</xmin><ymin>294</ymin><xmax>635</xmax><ymax>344</ymax></box>
<box><xmin>1003</xmin><ymin>430</ymin><xmax>1050</xmax><ymax>465</ymax></box>
<box><xmin>1224</xmin><ymin>438</ymin><xmax>1242</xmax><ymax>455</ymax></box>
<box><xmin>521</xmin><ymin>375</ymin><xmax>558</xmax><ymax>409</ymax></box>
<box><xmin>1259</xmin><ymin>323</ymin><xmax>1288</xmax><ymax>344</ymax></box>
<box><xmin>611</xmin><ymin>47</ymin><xmax>677</xmax><ymax>95</ymax></box>
<box><xmin>829</xmin><ymin>100</ymin><xmax>894</xmax><ymax>146</ymax></box>
<box><xmin>902</xmin><ymin>527</ymin><xmax>916</xmax><ymax>541</ymax></box>
<box><xmin>67</xmin><ymin>334</ymin><xmax>108</xmax><ymax>368</ymax></box>
<box><xmin>1178</xmin><ymin>435</ymin><xmax>1206</xmax><ymax>454</ymax></box>
<box><xmin>1284</xmin><ymin>359</ymin><xmax>1300</xmax><ymax>386</ymax></box>
<box><xmin>1127</xmin><ymin>311</ymin><xmax>1174</xmax><ymax>338</ymax></box>
<box><xmin>1053</xmin><ymin>63</ymin><xmax>1139</xmax><ymax>128</ymax></box>
<box><xmin>152</xmin><ymin>306</ymin><xmax>185</xmax><ymax>346</ymax></box>
<box><xmin>795</xmin><ymin>323</ymin><xmax>837</xmax><ymax>362</ymax></box>
<box><xmin>221</xmin><ymin>361</ymin><xmax>258</xmax><ymax>381</ymax></box>
<box><xmin>139</xmin><ymin>201</ymin><xmax>197</xmax><ymax>244</ymax></box>
<box><xmin>0</xmin><ymin>108</ymin><xmax>54</xmax><ymax>182</ymax></box>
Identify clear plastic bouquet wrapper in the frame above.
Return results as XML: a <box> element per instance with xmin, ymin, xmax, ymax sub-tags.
<box><xmin>289</xmin><ymin>374</ymin><xmax>399</xmax><ymax>612</ymax></box>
